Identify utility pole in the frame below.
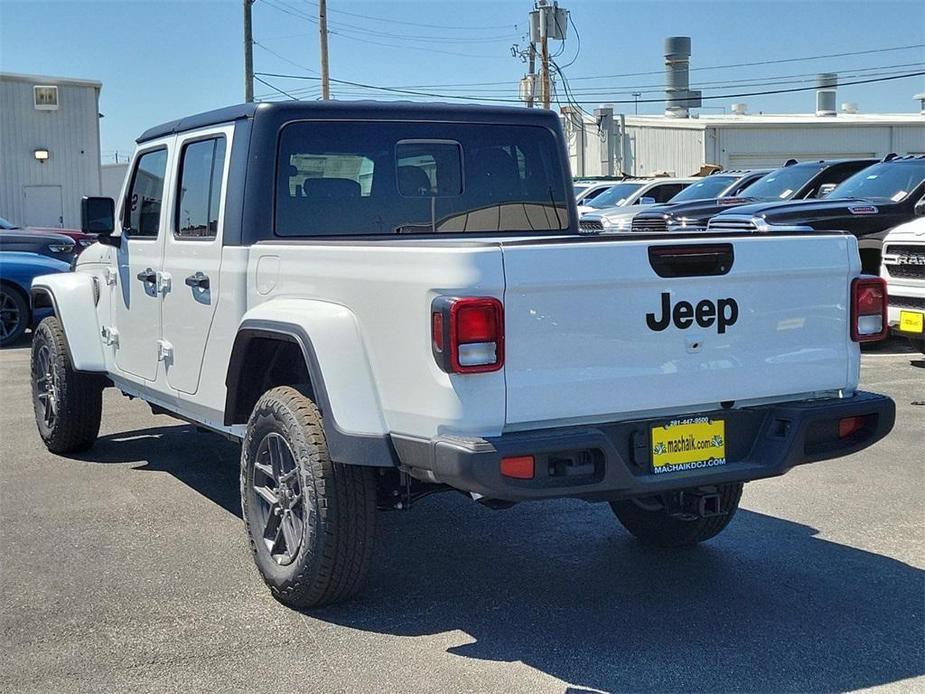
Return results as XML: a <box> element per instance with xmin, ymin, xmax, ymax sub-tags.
<box><xmin>526</xmin><ymin>42</ymin><xmax>536</xmax><ymax>108</ymax></box>
<box><xmin>632</xmin><ymin>92</ymin><xmax>641</xmax><ymax>115</ymax></box>
<box><xmin>319</xmin><ymin>0</ymin><xmax>330</xmax><ymax>100</ymax></box>
<box><xmin>243</xmin><ymin>0</ymin><xmax>254</xmax><ymax>103</ymax></box>
<box><xmin>539</xmin><ymin>2</ymin><xmax>550</xmax><ymax>109</ymax></box>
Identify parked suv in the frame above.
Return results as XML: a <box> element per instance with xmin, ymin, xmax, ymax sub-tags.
<box><xmin>587</xmin><ymin>169</ymin><xmax>768</xmax><ymax>232</ymax></box>
<box><xmin>632</xmin><ymin>159</ymin><xmax>876</xmax><ymax>234</ymax></box>
<box><xmin>576</xmin><ymin>177</ymin><xmax>695</xmax><ymax>218</ymax></box>
<box><xmin>30</xmin><ymin>102</ymin><xmax>894</xmax><ymax>608</ymax></box>
<box><xmin>708</xmin><ymin>155</ymin><xmax>925</xmax><ymax>273</ymax></box>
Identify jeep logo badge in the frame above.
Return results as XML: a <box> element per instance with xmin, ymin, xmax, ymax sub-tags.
<box><xmin>646</xmin><ymin>292</ymin><xmax>739</xmax><ymax>334</ymax></box>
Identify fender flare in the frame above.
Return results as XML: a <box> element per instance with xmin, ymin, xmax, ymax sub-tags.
<box><xmin>225</xmin><ymin>304</ymin><xmax>396</xmax><ymax>467</ymax></box>
<box><xmin>31</xmin><ymin>273</ymin><xmax>106</xmax><ymax>372</ymax></box>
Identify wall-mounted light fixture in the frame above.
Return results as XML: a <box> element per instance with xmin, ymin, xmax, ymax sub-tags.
<box><xmin>34</xmin><ymin>148</ymin><xmax>50</xmax><ymax>162</ymax></box>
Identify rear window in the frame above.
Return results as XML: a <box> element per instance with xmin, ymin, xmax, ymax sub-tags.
<box><xmin>275</xmin><ymin>121</ymin><xmax>570</xmax><ymax>236</ymax></box>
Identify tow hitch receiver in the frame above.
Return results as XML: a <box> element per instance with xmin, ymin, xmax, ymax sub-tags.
<box><xmin>668</xmin><ymin>490</ymin><xmax>724</xmax><ymax>520</ymax></box>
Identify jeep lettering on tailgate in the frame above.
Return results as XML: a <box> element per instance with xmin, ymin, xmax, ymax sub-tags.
<box><xmin>646</xmin><ymin>292</ymin><xmax>739</xmax><ymax>333</ymax></box>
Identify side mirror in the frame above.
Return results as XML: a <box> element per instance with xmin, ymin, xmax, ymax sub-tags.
<box><xmin>915</xmin><ymin>198</ymin><xmax>925</xmax><ymax>217</ymax></box>
<box><xmin>638</xmin><ymin>196</ymin><xmax>657</xmax><ymax>205</ymax></box>
<box><xmin>81</xmin><ymin>196</ymin><xmax>120</xmax><ymax>247</ymax></box>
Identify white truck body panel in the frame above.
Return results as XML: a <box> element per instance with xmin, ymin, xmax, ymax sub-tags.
<box><xmin>881</xmin><ymin>218</ymin><xmax>925</xmax><ymax>332</ymax></box>
<box><xmin>501</xmin><ymin>234</ymin><xmax>861</xmax><ymax>428</ymax></box>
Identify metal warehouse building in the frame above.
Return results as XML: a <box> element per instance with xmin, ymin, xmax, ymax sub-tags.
<box><xmin>0</xmin><ymin>72</ymin><xmax>102</xmax><ymax>228</ymax></box>
<box><xmin>564</xmin><ymin>107</ymin><xmax>925</xmax><ymax>178</ymax></box>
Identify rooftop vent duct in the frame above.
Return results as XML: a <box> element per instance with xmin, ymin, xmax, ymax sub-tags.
<box><xmin>841</xmin><ymin>102</ymin><xmax>858</xmax><ymax>114</ymax></box>
<box><xmin>816</xmin><ymin>73</ymin><xmax>838</xmax><ymax>117</ymax></box>
<box><xmin>915</xmin><ymin>92</ymin><xmax>925</xmax><ymax>115</ymax></box>
<box><xmin>731</xmin><ymin>103</ymin><xmax>748</xmax><ymax>115</ymax></box>
<box><xmin>664</xmin><ymin>36</ymin><xmax>701</xmax><ymax>118</ymax></box>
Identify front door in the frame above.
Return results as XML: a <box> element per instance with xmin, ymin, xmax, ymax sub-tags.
<box><xmin>23</xmin><ymin>185</ymin><xmax>63</xmax><ymax>227</ymax></box>
<box><xmin>161</xmin><ymin>128</ymin><xmax>230</xmax><ymax>394</ymax></box>
<box><xmin>113</xmin><ymin>145</ymin><xmax>171</xmax><ymax>382</ymax></box>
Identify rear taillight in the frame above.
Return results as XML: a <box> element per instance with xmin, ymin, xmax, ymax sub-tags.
<box><xmin>850</xmin><ymin>276</ymin><xmax>888</xmax><ymax>342</ymax></box>
<box><xmin>431</xmin><ymin>296</ymin><xmax>504</xmax><ymax>373</ymax></box>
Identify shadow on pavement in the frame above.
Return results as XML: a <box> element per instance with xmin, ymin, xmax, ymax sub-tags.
<box><xmin>73</xmin><ymin>424</ymin><xmax>243</xmax><ymax>518</ymax></box>
<box><xmin>73</xmin><ymin>422</ymin><xmax>924</xmax><ymax>693</ymax></box>
<box><xmin>318</xmin><ymin>496</ymin><xmax>924</xmax><ymax>693</ymax></box>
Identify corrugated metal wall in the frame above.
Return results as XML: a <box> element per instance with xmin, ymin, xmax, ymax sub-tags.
<box><xmin>0</xmin><ymin>77</ymin><xmax>101</xmax><ymax>228</ymax></box>
<box><xmin>567</xmin><ymin>116</ymin><xmax>925</xmax><ymax>178</ymax></box>
<box><xmin>712</xmin><ymin>126</ymin><xmax>894</xmax><ymax>168</ymax></box>
<box><xmin>623</xmin><ymin>124</ymin><xmax>705</xmax><ymax>176</ymax></box>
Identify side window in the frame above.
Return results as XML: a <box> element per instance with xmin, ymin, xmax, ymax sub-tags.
<box><xmin>396</xmin><ymin>141</ymin><xmax>462</xmax><ymax>196</ymax></box>
<box><xmin>650</xmin><ymin>183</ymin><xmax>685</xmax><ymax>203</ymax></box>
<box><xmin>123</xmin><ymin>148</ymin><xmax>168</xmax><ymax>238</ymax></box>
<box><xmin>175</xmin><ymin>137</ymin><xmax>227</xmax><ymax>239</ymax></box>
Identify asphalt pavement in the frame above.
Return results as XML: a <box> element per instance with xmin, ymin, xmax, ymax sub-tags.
<box><xmin>1</xmin><ymin>336</ymin><xmax>923</xmax><ymax>694</ymax></box>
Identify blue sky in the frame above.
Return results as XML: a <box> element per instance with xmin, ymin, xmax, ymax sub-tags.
<box><xmin>1</xmin><ymin>0</ymin><xmax>923</xmax><ymax>160</ymax></box>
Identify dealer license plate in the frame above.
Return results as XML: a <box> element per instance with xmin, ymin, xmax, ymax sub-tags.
<box><xmin>651</xmin><ymin>417</ymin><xmax>726</xmax><ymax>475</ymax></box>
<box><xmin>899</xmin><ymin>310</ymin><xmax>924</xmax><ymax>334</ymax></box>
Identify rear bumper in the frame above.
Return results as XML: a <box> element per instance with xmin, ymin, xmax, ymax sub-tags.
<box><xmin>392</xmin><ymin>392</ymin><xmax>895</xmax><ymax>502</ymax></box>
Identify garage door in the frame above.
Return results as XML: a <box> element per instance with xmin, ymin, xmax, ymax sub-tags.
<box><xmin>727</xmin><ymin>153</ymin><xmax>876</xmax><ymax>169</ymax></box>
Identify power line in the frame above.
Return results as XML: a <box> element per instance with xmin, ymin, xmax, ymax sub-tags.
<box><xmin>365</xmin><ymin>42</ymin><xmax>925</xmax><ymax>89</ymax></box>
<box><xmin>254</xmin><ymin>74</ymin><xmax>299</xmax><ymax>100</ymax></box>
<box><xmin>254</xmin><ymin>65</ymin><xmax>925</xmax><ymax>101</ymax></box>
<box><xmin>301</xmin><ymin>0</ymin><xmax>517</xmax><ymax>31</ymax></box>
<box><xmin>254</xmin><ymin>69</ymin><xmax>925</xmax><ymax>105</ymax></box>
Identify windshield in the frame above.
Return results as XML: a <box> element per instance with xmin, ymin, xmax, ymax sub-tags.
<box><xmin>739</xmin><ymin>163</ymin><xmax>826</xmax><ymax>200</ymax></box>
<box><xmin>829</xmin><ymin>162</ymin><xmax>925</xmax><ymax>202</ymax></box>
<box><xmin>667</xmin><ymin>176</ymin><xmax>737</xmax><ymax>203</ymax></box>
<box><xmin>585</xmin><ymin>182</ymin><xmax>644</xmax><ymax>209</ymax></box>
<box><xmin>573</xmin><ymin>184</ymin><xmax>590</xmax><ymax>196</ymax></box>
<box><xmin>0</xmin><ymin>216</ymin><xmax>18</xmax><ymax>229</ymax></box>
<box><xmin>275</xmin><ymin>121</ymin><xmax>571</xmax><ymax>236</ymax></box>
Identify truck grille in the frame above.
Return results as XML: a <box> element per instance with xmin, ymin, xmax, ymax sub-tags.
<box><xmin>631</xmin><ymin>217</ymin><xmax>667</xmax><ymax>233</ymax></box>
<box><xmin>707</xmin><ymin>215</ymin><xmax>756</xmax><ymax>232</ymax></box>
<box><xmin>883</xmin><ymin>244</ymin><xmax>925</xmax><ymax>279</ymax></box>
<box><xmin>889</xmin><ymin>295</ymin><xmax>925</xmax><ymax>310</ymax></box>
<box><xmin>579</xmin><ymin>219</ymin><xmax>604</xmax><ymax>232</ymax></box>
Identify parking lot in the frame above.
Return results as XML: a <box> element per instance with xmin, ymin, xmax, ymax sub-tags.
<box><xmin>0</xmin><ymin>337</ymin><xmax>922</xmax><ymax>694</ymax></box>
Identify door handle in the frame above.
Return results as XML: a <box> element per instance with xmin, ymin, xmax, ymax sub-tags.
<box><xmin>184</xmin><ymin>272</ymin><xmax>210</xmax><ymax>290</ymax></box>
<box><xmin>136</xmin><ymin>268</ymin><xmax>157</xmax><ymax>284</ymax></box>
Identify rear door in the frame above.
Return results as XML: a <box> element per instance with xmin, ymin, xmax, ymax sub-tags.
<box><xmin>501</xmin><ymin>234</ymin><xmax>856</xmax><ymax>427</ymax></box>
<box><xmin>161</xmin><ymin>126</ymin><xmax>231</xmax><ymax>394</ymax></box>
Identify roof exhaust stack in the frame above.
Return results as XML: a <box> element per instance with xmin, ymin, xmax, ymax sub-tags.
<box><xmin>664</xmin><ymin>36</ymin><xmax>701</xmax><ymax>118</ymax></box>
<box><xmin>816</xmin><ymin>73</ymin><xmax>838</xmax><ymax>117</ymax></box>
<box><xmin>731</xmin><ymin>103</ymin><xmax>748</xmax><ymax>115</ymax></box>
<box><xmin>915</xmin><ymin>92</ymin><xmax>925</xmax><ymax>115</ymax></box>
<box><xmin>841</xmin><ymin>102</ymin><xmax>858</xmax><ymax>114</ymax></box>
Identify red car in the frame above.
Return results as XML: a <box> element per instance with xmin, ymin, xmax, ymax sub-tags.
<box><xmin>0</xmin><ymin>216</ymin><xmax>96</xmax><ymax>255</ymax></box>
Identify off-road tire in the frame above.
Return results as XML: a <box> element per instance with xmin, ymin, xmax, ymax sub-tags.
<box><xmin>241</xmin><ymin>386</ymin><xmax>377</xmax><ymax>608</ymax></box>
<box><xmin>31</xmin><ymin>316</ymin><xmax>103</xmax><ymax>453</ymax></box>
<box><xmin>0</xmin><ymin>283</ymin><xmax>30</xmax><ymax>347</ymax></box>
<box><xmin>610</xmin><ymin>482</ymin><xmax>744</xmax><ymax>548</ymax></box>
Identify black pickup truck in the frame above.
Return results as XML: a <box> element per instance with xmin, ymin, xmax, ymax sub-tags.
<box><xmin>707</xmin><ymin>156</ymin><xmax>925</xmax><ymax>273</ymax></box>
<box><xmin>631</xmin><ymin>158</ymin><xmax>875</xmax><ymax>234</ymax></box>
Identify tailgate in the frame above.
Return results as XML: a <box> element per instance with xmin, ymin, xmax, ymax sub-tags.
<box><xmin>501</xmin><ymin>234</ymin><xmax>857</xmax><ymax>427</ymax></box>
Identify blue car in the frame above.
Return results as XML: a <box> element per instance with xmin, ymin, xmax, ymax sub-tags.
<box><xmin>0</xmin><ymin>251</ymin><xmax>70</xmax><ymax>347</ymax></box>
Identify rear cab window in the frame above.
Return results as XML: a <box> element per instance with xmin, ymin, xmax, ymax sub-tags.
<box><xmin>274</xmin><ymin>121</ymin><xmax>570</xmax><ymax>237</ymax></box>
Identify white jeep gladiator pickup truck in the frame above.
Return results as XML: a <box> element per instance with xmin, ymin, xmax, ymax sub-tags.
<box><xmin>30</xmin><ymin>102</ymin><xmax>895</xmax><ymax>608</ymax></box>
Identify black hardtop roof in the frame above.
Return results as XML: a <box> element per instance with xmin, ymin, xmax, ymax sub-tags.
<box><xmin>136</xmin><ymin>100</ymin><xmax>561</xmax><ymax>144</ymax></box>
